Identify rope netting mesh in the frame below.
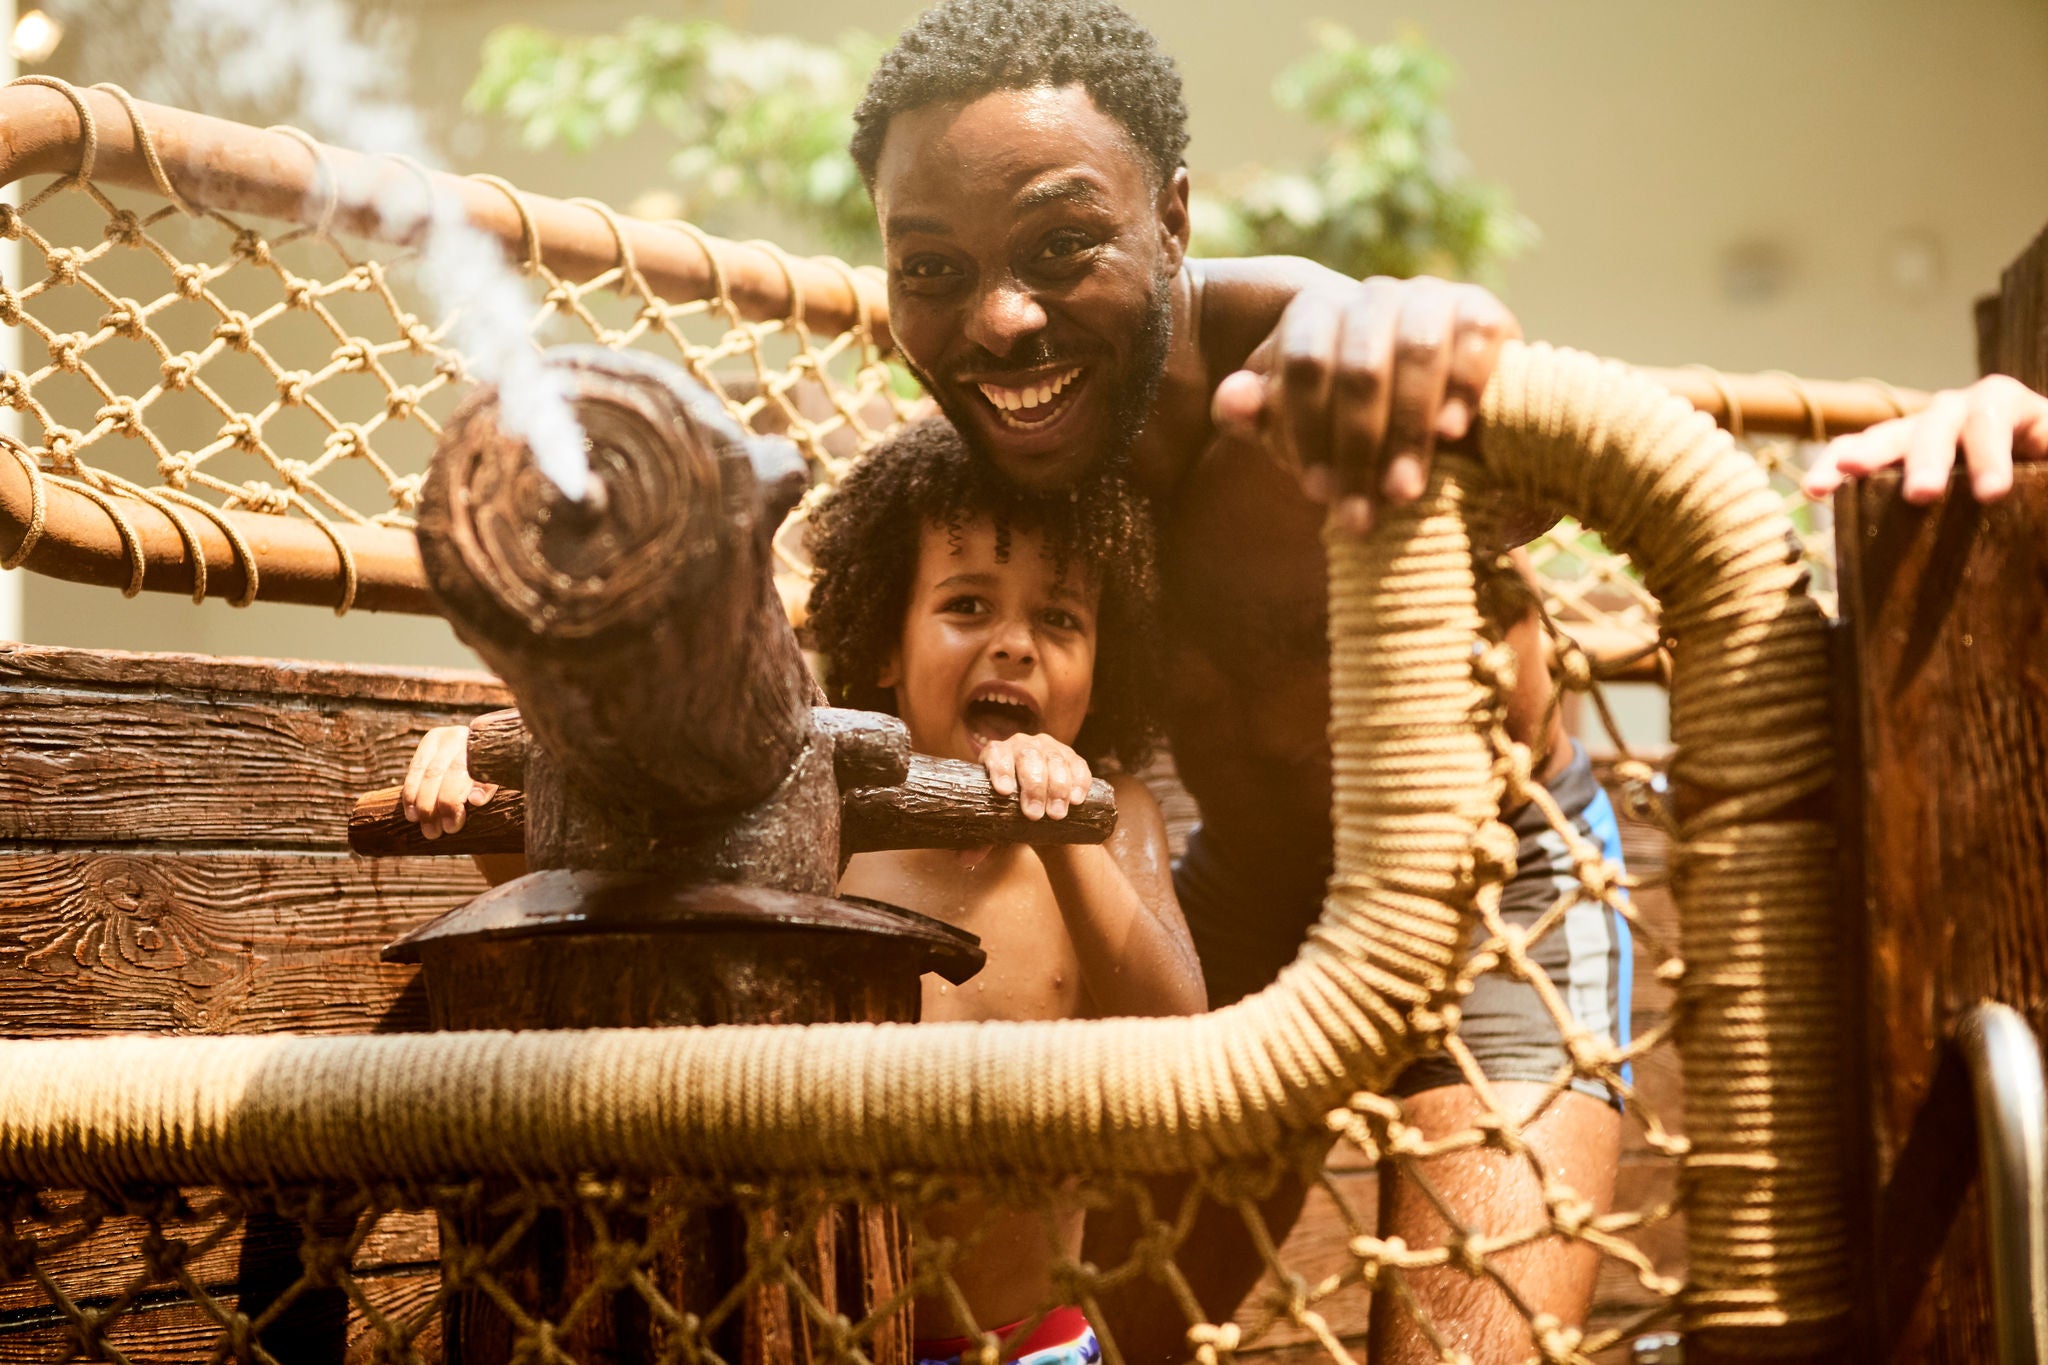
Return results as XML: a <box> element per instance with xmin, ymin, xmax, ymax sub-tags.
<box><xmin>0</xmin><ymin>88</ymin><xmax>1848</xmax><ymax>1365</ymax></box>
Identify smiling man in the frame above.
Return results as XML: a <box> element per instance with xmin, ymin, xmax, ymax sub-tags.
<box><xmin>849</xmin><ymin>2</ymin><xmax>1621</xmax><ymax>1359</ymax></box>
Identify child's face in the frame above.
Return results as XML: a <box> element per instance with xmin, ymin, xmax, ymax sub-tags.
<box><xmin>880</xmin><ymin>517</ymin><xmax>1100</xmax><ymax>764</ymax></box>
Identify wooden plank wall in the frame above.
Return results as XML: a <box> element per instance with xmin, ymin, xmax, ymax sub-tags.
<box><xmin>0</xmin><ymin>641</ymin><xmax>509</xmax><ymax>1361</ymax></box>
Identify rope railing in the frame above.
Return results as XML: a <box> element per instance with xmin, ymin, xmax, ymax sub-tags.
<box><xmin>0</xmin><ymin>341</ymin><xmax>1844</xmax><ymax>1350</ymax></box>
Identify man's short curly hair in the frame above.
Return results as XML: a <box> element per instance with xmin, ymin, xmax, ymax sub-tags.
<box><xmin>851</xmin><ymin>0</ymin><xmax>1189</xmax><ymax>191</ymax></box>
<box><xmin>805</xmin><ymin>418</ymin><xmax>1163</xmax><ymax>770</ymax></box>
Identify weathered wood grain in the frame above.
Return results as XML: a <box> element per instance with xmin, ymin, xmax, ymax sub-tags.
<box><xmin>0</xmin><ymin>851</ymin><xmax>479</xmax><ymax>1036</ymax></box>
<box><xmin>0</xmin><ymin>688</ymin><xmax>496</xmax><ymax>848</ymax></box>
<box><xmin>1837</xmin><ymin>465</ymin><xmax>2048</xmax><ymax>1363</ymax></box>
<box><xmin>0</xmin><ymin>641</ymin><xmax>507</xmax><ymax>710</ymax></box>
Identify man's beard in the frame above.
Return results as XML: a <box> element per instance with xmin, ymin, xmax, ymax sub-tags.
<box><xmin>913</xmin><ymin>270</ymin><xmax>1175</xmax><ymax>486</ymax></box>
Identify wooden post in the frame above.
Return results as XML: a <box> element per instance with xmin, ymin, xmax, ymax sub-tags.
<box><xmin>402</xmin><ymin>347</ymin><xmax>980</xmax><ymax>1365</ymax></box>
<box><xmin>1837</xmin><ymin>220</ymin><xmax>2048</xmax><ymax>1362</ymax></box>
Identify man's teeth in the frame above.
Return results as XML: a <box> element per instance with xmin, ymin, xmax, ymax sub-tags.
<box><xmin>976</xmin><ymin>368</ymin><xmax>1081</xmax><ymax>412</ymax></box>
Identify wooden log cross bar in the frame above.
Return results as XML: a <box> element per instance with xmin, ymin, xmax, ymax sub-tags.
<box><xmin>366</xmin><ymin>346</ymin><xmax>1128</xmax><ymax>1365</ymax></box>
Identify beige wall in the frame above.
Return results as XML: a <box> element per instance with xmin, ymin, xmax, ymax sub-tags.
<box><xmin>18</xmin><ymin>0</ymin><xmax>2048</xmax><ymax>667</ymax></box>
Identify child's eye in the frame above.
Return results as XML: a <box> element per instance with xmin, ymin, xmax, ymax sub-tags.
<box><xmin>940</xmin><ymin>595</ymin><xmax>988</xmax><ymax>616</ymax></box>
<box><xmin>1039</xmin><ymin>607</ymin><xmax>1085</xmax><ymax>632</ymax></box>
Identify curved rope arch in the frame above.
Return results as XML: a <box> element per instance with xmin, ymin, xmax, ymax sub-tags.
<box><xmin>0</xmin><ymin>341</ymin><xmax>1845</xmax><ymax>1341</ymax></box>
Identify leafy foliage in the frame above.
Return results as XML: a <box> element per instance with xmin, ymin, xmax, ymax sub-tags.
<box><xmin>470</xmin><ymin>19</ymin><xmax>884</xmax><ymax>257</ymax></box>
<box><xmin>1189</xmin><ymin>25</ymin><xmax>1534</xmax><ymax>281</ymax></box>
<box><xmin>467</xmin><ymin>17</ymin><xmax>1531</xmax><ymax>279</ymax></box>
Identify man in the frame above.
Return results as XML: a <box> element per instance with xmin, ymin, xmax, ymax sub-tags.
<box><xmin>849</xmin><ymin>2</ymin><xmax>1612</xmax><ymax>1359</ymax></box>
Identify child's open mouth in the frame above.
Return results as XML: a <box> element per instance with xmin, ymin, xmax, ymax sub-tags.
<box><xmin>963</xmin><ymin>686</ymin><xmax>1042</xmax><ymax>746</ymax></box>
<box><xmin>975</xmin><ymin>367</ymin><xmax>1084</xmax><ymax>430</ymax></box>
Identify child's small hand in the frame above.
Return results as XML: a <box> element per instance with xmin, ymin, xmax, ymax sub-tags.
<box><xmin>980</xmin><ymin>734</ymin><xmax>1093</xmax><ymax>822</ymax></box>
<box><xmin>400</xmin><ymin>725</ymin><xmax>497</xmax><ymax>839</ymax></box>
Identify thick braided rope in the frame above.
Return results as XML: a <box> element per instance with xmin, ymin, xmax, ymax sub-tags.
<box><xmin>0</xmin><ymin>345</ymin><xmax>1843</xmax><ymax>1343</ymax></box>
<box><xmin>0</xmin><ymin>451</ymin><xmax>1493</xmax><ymax>1184</ymax></box>
<box><xmin>1478</xmin><ymin>343</ymin><xmax>1845</xmax><ymax>1342</ymax></box>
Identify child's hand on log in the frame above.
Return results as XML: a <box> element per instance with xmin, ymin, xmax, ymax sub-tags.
<box><xmin>1804</xmin><ymin>374</ymin><xmax>2048</xmax><ymax>504</ymax></box>
<box><xmin>979</xmin><ymin>733</ymin><xmax>1095</xmax><ymax>823</ymax></box>
<box><xmin>401</xmin><ymin>725</ymin><xmax>497</xmax><ymax>839</ymax></box>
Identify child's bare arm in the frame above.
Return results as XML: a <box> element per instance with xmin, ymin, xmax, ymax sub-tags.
<box><xmin>400</xmin><ymin>724</ymin><xmax>526</xmax><ymax>886</ymax></box>
<box><xmin>985</xmin><ymin>736</ymin><xmax>1205</xmax><ymax>1017</ymax></box>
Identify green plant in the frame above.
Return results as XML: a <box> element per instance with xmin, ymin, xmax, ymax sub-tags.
<box><xmin>469</xmin><ymin>18</ymin><xmax>884</xmax><ymax>257</ymax></box>
<box><xmin>467</xmin><ymin>18</ymin><xmax>1532</xmax><ymax>280</ymax></box>
<box><xmin>1190</xmin><ymin>24</ymin><xmax>1533</xmax><ymax>280</ymax></box>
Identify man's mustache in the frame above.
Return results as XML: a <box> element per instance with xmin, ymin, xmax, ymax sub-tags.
<box><xmin>948</xmin><ymin>338</ymin><xmax>1084</xmax><ymax>379</ymax></box>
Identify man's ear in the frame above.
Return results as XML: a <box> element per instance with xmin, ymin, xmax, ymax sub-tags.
<box><xmin>1157</xmin><ymin>167</ymin><xmax>1191</xmax><ymax>270</ymax></box>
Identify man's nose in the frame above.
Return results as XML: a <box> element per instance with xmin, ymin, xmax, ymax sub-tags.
<box><xmin>963</xmin><ymin>278</ymin><xmax>1048</xmax><ymax>358</ymax></box>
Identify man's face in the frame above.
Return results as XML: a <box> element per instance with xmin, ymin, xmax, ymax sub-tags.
<box><xmin>871</xmin><ymin>84</ymin><xmax>1187</xmax><ymax>490</ymax></box>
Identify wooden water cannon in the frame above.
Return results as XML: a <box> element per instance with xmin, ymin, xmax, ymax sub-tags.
<box><xmin>359</xmin><ymin>346</ymin><xmax>1114</xmax><ymax>1364</ymax></box>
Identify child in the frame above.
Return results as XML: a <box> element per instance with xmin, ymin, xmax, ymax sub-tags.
<box><xmin>402</xmin><ymin>418</ymin><xmax>1203</xmax><ymax>1360</ymax></box>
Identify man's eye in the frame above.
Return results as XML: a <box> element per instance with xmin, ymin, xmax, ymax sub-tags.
<box><xmin>1039</xmin><ymin>232</ymin><xmax>1096</xmax><ymax>261</ymax></box>
<box><xmin>897</xmin><ymin>256</ymin><xmax>959</xmax><ymax>281</ymax></box>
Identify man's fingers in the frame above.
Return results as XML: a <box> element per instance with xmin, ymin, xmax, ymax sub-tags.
<box><xmin>1379</xmin><ymin>279</ymin><xmax>1457</xmax><ymax>505</ymax></box>
<box><xmin>1272</xmin><ymin>291</ymin><xmax>1343</xmax><ymax>480</ymax></box>
<box><xmin>1903</xmin><ymin>393</ymin><xmax>1970</xmax><ymax>504</ymax></box>
<box><xmin>1327</xmin><ymin>284</ymin><xmax>1398</xmax><ymax>521</ymax></box>
<box><xmin>1212</xmin><ymin>368</ymin><xmax>1268</xmax><ymax>439</ymax></box>
<box><xmin>1437</xmin><ymin>285</ymin><xmax>1518</xmax><ymax>447</ymax></box>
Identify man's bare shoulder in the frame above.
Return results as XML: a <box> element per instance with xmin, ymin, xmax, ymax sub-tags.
<box><xmin>1189</xmin><ymin>255</ymin><xmax>1353</xmax><ymax>375</ymax></box>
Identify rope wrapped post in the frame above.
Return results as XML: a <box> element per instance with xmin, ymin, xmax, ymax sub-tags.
<box><xmin>400</xmin><ymin>346</ymin><xmax>980</xmax><ymax>1365</ymax></box>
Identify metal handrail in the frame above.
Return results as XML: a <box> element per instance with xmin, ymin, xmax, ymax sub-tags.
<box><xmin>1959</xmin><ymin>1002</ymin><xmax>2048</xmax><ymax>1365</ymax></box>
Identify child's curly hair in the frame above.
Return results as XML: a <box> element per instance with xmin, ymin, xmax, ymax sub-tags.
<box><xmin>805</xmin><ymin>418</ymin><xmax>1163</xmax><ymax>770</ymax></box>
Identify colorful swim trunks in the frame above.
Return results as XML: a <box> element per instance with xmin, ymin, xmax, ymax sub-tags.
<box><xmin>915</xmin><ymin>1306</ymin><xmax>1101</xmax><ymax>1365</ymax></box>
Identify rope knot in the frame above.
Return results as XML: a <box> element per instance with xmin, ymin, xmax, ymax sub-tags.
<box><xmin>1554</xmin><ymin>642</ymin><xmax>1594</xmax><ymax>692</ymax></box>
<box><xmin>0</xmin><ymin>204</ymin><xmax>19</xmax><ymax>240</ymax></box>
<box><xmin>1471</xmin><ymin>640</ymin><xmax>1518</xmax><ymax>694</ymax></box>
<box><xmin>100</xmin><ymin>210</ymin><xmax>143</xmax><ymax>247</ymax></box>
<box><xmin>160</xmin><ymin>352</ymin><xmax>199</xmax><ymax>390</ymax></box>
<box><xmin>385</xmin><ymin>385</ymin><xmax>421</xmax><ymax>420</ymax></box>
<box><xmin>333</xmin><ymin>337</ymin><xmax>371</xmax><ymax>371</ymax></box>
<box><xmin>43</xmin><ymin>246</ymin><xmax>83</xmax><ymax>283</ymax></box>
<box><xmin>434</xmin><ymin>354</ymin><xmax>468</xmax><ymax>384</ymax></box>
<box><xmin>99</xmin><ymin>299</ymin><xmax>145</xmax><ymax>339</ymax></box>
<box><xmin>218</xmin><ymin>414</ymin><xmax>261</xmax><ymax>452</ymax></box>
<box><xmin>229</xmin><ymin>229</ymin><xmax>270</xmax><ymax>266</ymax></box>
<box><xmin>171</xmin><ymin>263</ymin><xmax>206</xmax><ymax>299</ymax></box>
<box><xmin>94</xmin><ymin>398</ymin><xmax>141</xmax><ymax>435</ymax></box>
<box><xmin>543</xmin><ymin>283</ymin><xmax>573</xmax><ymax>307</ymax></box>
<box><xmin>324</xmin><ymin>424</ymin><xmax>367</xmax><ymax>459</ymax></box>
<box><xmin>1465</xmin><ymin>819</ymin><xmax>1519</xmax><ymax>888</ymax></box>
<box><xmin>1544</xmin><ymin>1184</ymin><xmax>1595</xmax><ymax>1238</ymax></box>
<box><xmin>1473</xmin><ymin>1112</ymin><xmax>1528</xmax><ymax>1157</ymax></box>
<box><xmin>281</xmin><ymin>275</ymin><xmax>316</xmax><ymax>310</ymax></box>
<box><xmin>212</xmin><ymin>312</ymin><xmax>253</xmax><ymax>351</ymax></box>
<box><xmin>1530</xmin><ymin>1313</ymin><xmax>1583</xmax><ymax>1363</ymax></box>
<box><xmin>45</xmin><ymin>428</ymin><xmax>81</xmax><ymax>471</ymax></box>
<box><xmin>276</xmin><ymin>370</ymin><xmax>312</xmax><ymax>405</ymax></box>
<box><xmin>388</xmin><ymin>472</ymin><xmax>422</xmax><ymax>513</ymax></box>
<box><xmin>279</xmin><ymin>458</ymin><xmax>314</xmax><ymax>488</ymax></box>
<box><xmin>0</xmin><ymin>285</ymin><xmax>19</xmax><ymax>325</ymax></box>
<box><xmin>1185</xmin><ymin>1321</ymin><xmax>1240</xmax><ymax>1365</ymax></box>
<box><xmin>156</xmin><ymin>452</ymin><xmax>195</xmax><ymax>488</ymax></box>
<box><xmin>233</xmin><ymin>480</ymin><xmax>288</xmax><ymax>515</ymax></box>
<box><xmin>0</xmin><ymin>372</ymin><xmax>28</xmax><ymax>410</ymax></box>
<box><xmin>49</xmin><ymin>332</ymin><xmax>87</xmax><ymax>372</ymax></box>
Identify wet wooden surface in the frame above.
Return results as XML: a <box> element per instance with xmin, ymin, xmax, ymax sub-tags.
<box><xmin>1837</xmin><ymin>465</ymin><xmax>2048</xmax><ymax>1364</ymax></box>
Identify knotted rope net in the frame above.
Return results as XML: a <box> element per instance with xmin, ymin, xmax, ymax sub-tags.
<box><xmin>0</xmin><ymin>81</ymin><xmax>1861</xmax><ymax>1364</ymax></box>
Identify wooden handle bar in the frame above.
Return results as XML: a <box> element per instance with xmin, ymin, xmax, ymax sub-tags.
<box><xmin>348</xmin><ymin>754</ymin><xmax>1116</xmax><ymax>859</ymax></box>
